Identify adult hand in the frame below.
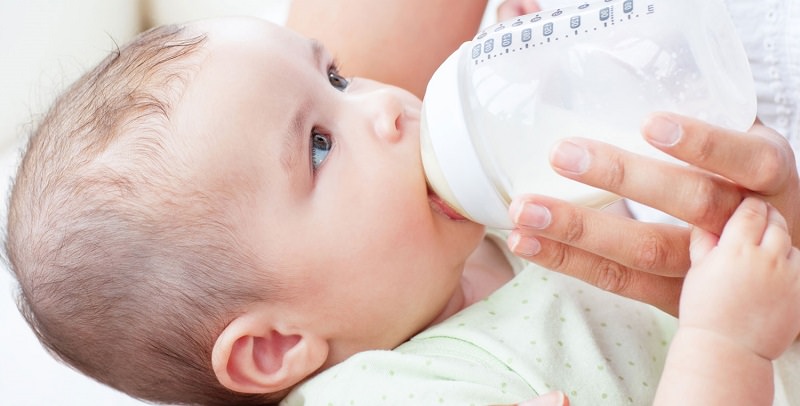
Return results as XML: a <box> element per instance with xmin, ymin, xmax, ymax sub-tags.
<box><xmin>493</xmin><ymin>391</ymin><xmax>569</xmax><ymax>406</ymax></box>
<box><xmin>507</xmin><ymin>113</ymin><xmax>800</xmax><ymax>316</ymax></box>
<box><xmin>497</xmin><ymin>0</ymin><xmax>542</xmax><ymax>21</ymax></box>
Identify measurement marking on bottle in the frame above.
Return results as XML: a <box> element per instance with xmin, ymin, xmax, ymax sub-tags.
<box><xmin>472</xmin><ymin>0</ymin><xmax>659</xmax><ymax>65</ymax></box>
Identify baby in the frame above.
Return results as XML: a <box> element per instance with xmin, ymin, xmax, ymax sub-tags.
<box><xmin>6</xmin><ymin>16</ymin><xmax>800</xmax><ymax>406</ymax></box>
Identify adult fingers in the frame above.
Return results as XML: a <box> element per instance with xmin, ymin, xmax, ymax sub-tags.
<box><xmin>516</xmin><ymin>391</ymin><xmax>569</xmax><ymax>406</ymax></box>
<box><xmin>549</xmin><ymin>137</ymin><xmax>743</xmax><ymax>235</ymax></box>
<box><xmin>510</xmin><ymin>232</ymin><xmax>683</xmax><ymax>316</ymax></box>
<box><xmin>497</xmin><ymin>0</ymin><xmax>542</xmax><ymax>21</ymax></box>
<box><xmin>509</xmin><ymin>195</ymin><xmax>688</xmax><ymax>314</ymax></box>
<box><xmin>642</xmin><ymin>113</ymin><xmax>795</xmax><ymax>196</ymax></box>
<box><xmin>510</xmin><ymin>195</ymin><xmax>691</xmax><ymax>277</ymax></box>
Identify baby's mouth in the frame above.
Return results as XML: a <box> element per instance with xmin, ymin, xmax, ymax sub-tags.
<box><xmin>427</xmin><ymin>184</ymin><xmax>468</xmax><ymax>221</ymax></box>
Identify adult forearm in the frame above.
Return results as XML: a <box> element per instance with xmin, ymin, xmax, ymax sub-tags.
<box><xmin>286</xmin><ymin>0</ymin><xmax>488</xmax><ymax>98</ymax></box>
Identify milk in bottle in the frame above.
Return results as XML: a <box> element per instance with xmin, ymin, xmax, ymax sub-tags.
<box><xmin>420</xmin><ymin>0</ymin><xmax>756</xmax><ymax>228</ymax></box>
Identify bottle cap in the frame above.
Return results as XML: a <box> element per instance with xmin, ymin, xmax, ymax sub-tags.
<box><xmin>422</xmin><ymin>44</ymin><xmax>513</xmax><ymax>229</ymax></box>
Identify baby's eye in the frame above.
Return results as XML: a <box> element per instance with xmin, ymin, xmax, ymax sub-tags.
<box><xmin>311</xmin><ymin>130</ymin><xmax>333</xmax><ymax>171</ymax></box>
<box><xmin>328</xmin><ymin>67</ymin><xmax>349</xmax><ymax>91</ymax></box>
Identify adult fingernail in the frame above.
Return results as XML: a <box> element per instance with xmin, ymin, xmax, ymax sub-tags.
<box><xmin>551</xmin><ymin>141</ymin><xmax>590</xmax><ymax>174</ymax></box>
<box><xmin>515</xmin><ymin>202</ymin><xmax>551</xmax><ymax>229</ymax></box>
<box><xmin>509</xmin><ymin>232</ymin><xmax>542</xmax><ymax>257</ymax></box>
<box><xmin>645</xmin><ymin>115</ymin><xmax>682</xmax><ymax>146</ymax></box>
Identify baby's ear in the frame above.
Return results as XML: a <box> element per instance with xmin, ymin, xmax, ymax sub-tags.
<box><xmin>211</xmin><ymin>308</ymin><xmax>328</xmax><ymax>394</ymax></box>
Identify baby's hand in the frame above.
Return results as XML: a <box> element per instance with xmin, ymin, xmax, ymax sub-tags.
<box><xmin>680</xmin><ymin>197</ymin><xmax>800</xmax><ymax>360</ymax></box>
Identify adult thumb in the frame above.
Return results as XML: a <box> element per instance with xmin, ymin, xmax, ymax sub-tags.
<box><xmin>515</xmin><ymin>391</ymin><xmax>569</xmax><ymax>406</ymax></box>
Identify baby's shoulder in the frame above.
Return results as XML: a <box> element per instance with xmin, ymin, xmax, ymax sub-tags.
<box><xmin>281</xmin><ymin>348</ymin><xmax>527</xmax><ymax>405</ymax></box>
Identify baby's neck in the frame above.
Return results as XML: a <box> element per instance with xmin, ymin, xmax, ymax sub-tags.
<box><xmin>428</xmin><ymin>237</ymin><xmax>515</xmax><ymax>326</ymax></box>
<box><xmin>462</xmin><ymin>236</ymin><xmax>516</xmax><ymax>305</ymax></box>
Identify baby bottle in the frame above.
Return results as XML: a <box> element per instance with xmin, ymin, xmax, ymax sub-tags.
<box><xmin>420</xmin><ymin>0</ymin><xmax>756</xmax><ymax>229</ymax></box>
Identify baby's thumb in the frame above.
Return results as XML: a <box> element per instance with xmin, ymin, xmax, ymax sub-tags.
<box><xmin>515</xmin><ymin>391</ymin><xmax>569</xmax><ymax>406</ymax></box>
<box><xmin>689</xmin><ymin>225</ymin><xmax>717</xmax><ymax>264</ymax></box>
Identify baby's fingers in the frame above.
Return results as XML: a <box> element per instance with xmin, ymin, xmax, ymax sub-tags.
<box><xmin>718</xmin><ymin>197</ymin><xmax>768</xmax><ymax>248</ymax></box>
<box><xmin>688</xmin><ymin>226</ymin><xmax>717</xmax><ymax>265</ymax></box>
<box><xmin>761</xmin><ymin>204</ymin><xmax>793</xmax><ymax>256</ymax></box>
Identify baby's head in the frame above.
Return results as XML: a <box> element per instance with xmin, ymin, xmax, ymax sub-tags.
<box><xmin>6</xmin><ymin>17</ymin><xmax>484</xmax><ymax>404</ymax></box>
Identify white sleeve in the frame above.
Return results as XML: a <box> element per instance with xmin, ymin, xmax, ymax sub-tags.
<box><xmin>624</xmin><ymin>200</ymin><xmax>687</xmax><ymax>226</ymax></box>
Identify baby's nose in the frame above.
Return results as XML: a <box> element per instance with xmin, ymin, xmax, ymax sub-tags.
<box><xmin>369</xmin><ymin>90</ymin><xmax>406</xmax><ymax>143</ymax></box>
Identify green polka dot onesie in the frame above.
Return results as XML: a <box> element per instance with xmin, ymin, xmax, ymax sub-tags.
<box><xmin>283</xmin><ymin>235</ymin><xmax>678</xmax><ymax>405</ymax></box>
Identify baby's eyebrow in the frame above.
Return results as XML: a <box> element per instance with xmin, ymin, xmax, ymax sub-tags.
<box><xmin>282</xmin><ymin>96</ymin><xmax>314</xmax><ymax>175</ymax></box>
<box><xmin>309</xmin><ymin>39</ymin><xmax>327</xmax><ymax>69</ymax></box>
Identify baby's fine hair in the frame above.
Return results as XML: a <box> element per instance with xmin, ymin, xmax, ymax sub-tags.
<box><xmin>6</xmin><ymin>24</ymin><xmax>282</xmax><ymax>405</ymax></box>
